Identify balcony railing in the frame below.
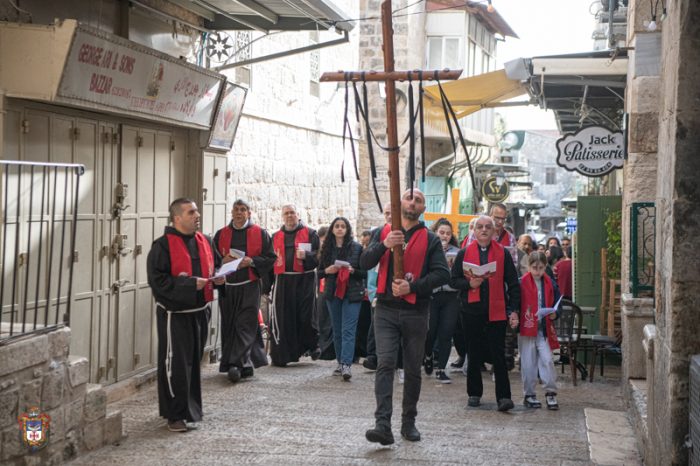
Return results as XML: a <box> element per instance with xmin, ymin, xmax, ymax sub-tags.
<box><xmin>630</xmin><ymin>202</ymin><xmax>655</xmax><ymax>298</ymax></box>
<box><xmin>0</xmin><ymin>160</ymin><xmax>84</xmax><ymax>343</ymax></box>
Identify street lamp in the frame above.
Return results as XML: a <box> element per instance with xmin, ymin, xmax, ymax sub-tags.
<box><xmin>495</xmin><ymin>168</ymin><xmax>506</xmax><ymax>188</ymax></box>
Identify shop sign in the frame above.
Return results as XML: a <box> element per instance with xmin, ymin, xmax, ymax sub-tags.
<box><xmin>556</xmin><ymin>126</ymin><xmax>625</xmax><ymax>177</ymax></box>
<box><xmin>482</xmin><ymin>176</ymin><xmax>509</xmax><ymax>203</ymax></box>
<box><xmin>207</xmin><ymin>82</ymin><xmax>248</xmax><ymax>151</ymax></box>
<box><xmin>57</xmin><ymin>25</ymin><xmax>224</xmax><ymax>129</ymax></box>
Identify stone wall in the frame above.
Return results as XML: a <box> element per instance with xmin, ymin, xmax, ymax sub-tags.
<box><xmin>645</xmin><ymin>0</ymin><xmax>700</xmax><ymax>464</ymax></box>
<box><xmin>0</xmin><ymin>328</ymin><xmax>122</xmax><ymax>464</ymax></box>
<box><xmin>223</xmin><ymin>0</ymin><xmax>360</xmax><ymax>232</ymax></box>
<box><xmin>356</xmin><ymin>0</ymin><xmax>425</xmax><ymax>232</ymax></box>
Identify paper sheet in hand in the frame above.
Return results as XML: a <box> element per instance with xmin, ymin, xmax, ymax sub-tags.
<box><xmin>462</xmin><ymin>261</ymin><xmax>497</xmax><ymax>276</ymax></box>
<box><xmin>334</xmin><ymin>260</ymin><xmax>351</xmax><ymax>268</ymax></box>
<box><xmin>445</xmin><ymin>251</ymin><xmax>458</xmax><ymax>259</ymax></box>
<box><xmin>229</xmin><ymin>248</ymin><xmax>245</xmax><ymax>259</ymax></box>
<box><xmin>297</xmin><ymin>242</ymin><xmax>312</xmax><ymax>252</ymax></box>
<box><xmin>536</xmin><ymin>296</ymin><xmax>564</xmax><ymax>320</ymax></box>
<box><xmin>212</xmin><ymin>257</ymin><xmax>243</xmax><ymax>279</ymax></box>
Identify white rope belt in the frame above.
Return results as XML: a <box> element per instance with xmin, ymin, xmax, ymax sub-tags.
<box><xmin>225</xmin><ymin>279</ymin><xmax>253</xmax><ymax>287</ymax></box>
<box><xmin>269</xmin><ymin>270</ymin><xmax>314</xmax><ymax>345</ymax></box>
<box><xmin>157</xmin><ymin>302</ymin><xmax>210</xmax><ymax>399</ymax></box>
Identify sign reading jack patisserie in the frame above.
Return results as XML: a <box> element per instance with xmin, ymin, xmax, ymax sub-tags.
<box><xmin>555</xmin><ymin>126</ymin><xmax>625</xmax><ymax>177</ymax></box>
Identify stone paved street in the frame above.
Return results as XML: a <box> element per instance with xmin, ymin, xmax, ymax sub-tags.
<box><xmin>70</xmin><ymin>358</ymin><xmax>627</xmax><ymax>465</ymax></box>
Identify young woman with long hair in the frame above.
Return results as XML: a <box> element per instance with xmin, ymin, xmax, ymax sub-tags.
<box><xmin>317</xmin><ymin>217</ymin><xmax>366</xmax><ymax>380</ymax></box>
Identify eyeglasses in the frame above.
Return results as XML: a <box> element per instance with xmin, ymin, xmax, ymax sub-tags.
<box><xmin>492</xmin><ymin>216</ymin><xmax>507</xmax><ymax>222</ymax></box>
<box><xmin>474</xmin><ymin>224</ymin><xmax>493</xmax><ymax>230</ymax></box>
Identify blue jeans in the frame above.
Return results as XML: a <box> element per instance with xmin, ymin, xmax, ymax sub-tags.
<box><xmin>326</xmin><ymin>297</ymin><xmax>361</xmax><ymax>365</ymax></box>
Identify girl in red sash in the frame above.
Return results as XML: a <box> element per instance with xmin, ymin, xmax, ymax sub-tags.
<box><xmin>519</xmin><ymin>251</ymin><xmax>561</xmax><ymax>410</ymax></box>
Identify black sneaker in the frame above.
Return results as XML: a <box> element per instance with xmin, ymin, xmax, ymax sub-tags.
<box><xmin>423</xmin><ymin>355</ymin><xmax>434</xmax><ymax>375</ymax></box>
<box><xmin>310</xmin><ymin>347</ymin><xmax>322</xmax><ymax>361</ymax></box>
<box><xmin>227</xmin><ymin>367</ymin><xmax>241</xmax><ymax>383</ymax></box>
<box><xmin>450</xmin><ymin>357</ymin><xmax>464</xmax><ymax>368</ymax></box>
<box><xmin>545</xmin><ymin>392</ymin><xmax>559</xmax><ymax>410</ymax></box>
<box><xmin>435</xmin><ymin>370</ymin><xmax>451</xmax><ymax>384</ymax></box>
<box><xmin>241</xmin><ymin>367</ymin><xmax>254</xmax><ymax>378</ymax></box>
<box><xmin>524</xmin><ymin>395</ymin><xmax>542</xmax><ymax>408</ymax></box>
<box><xmin>467</xmin><ymin>396</ymin><xmax>481</xmax><ymax>407</ymax></box>
<box><xmin>365</xmin><ymin>425</ymin><xmax>394</xmax><ymax>445</ymax></box>
<box><xmin>497</xmin><ymin>398</ymin><xmax>515</xmax><ymax>412</ymax></box>
<box><xmin>362</xmin><ymin>357</ymin><xmax>377</xmax><ymax>371</ymax></box>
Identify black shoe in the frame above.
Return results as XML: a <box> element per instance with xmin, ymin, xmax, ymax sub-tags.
<box><xmin>227</xmin><ymin>367</ymin><xmax>241</xmax><ymax>383</ymax></box>
<box><xmin>362</xmin><ymin>357</ymin><xmax>377</xmax><ymax>371</ymax></box>
<box><xmin>400</xmin><ymin>424</ymin><xmax>421</xmax><ymax>442</ymax></box>
<box><xmin>365</xmin><ymin>425</ymin><xmax>394</xmax><ymax>445</ymax></box>
<box><xmin>310</xmin><ymin>347</ymin><xmax>322</xmax><ymax>361</ymax></box>
<box><xmin>167</xmin><ymin>420</ymin><xmax>187</xmax><ymax>432</ymax></box>
<box><xmin>423</xmin><ymin>355</ymin><xmax>434</xmax><ymax>376</ymax></box>
<box><xmin>497</xmin><ymin>398</ymin><xmax>515</xmax><ymax>412</ymax></box>
<box><xmin>450</xmin><ymin>357</ymin><xmax>464</xmax><ymax>368</ymax></box>
<box><xmin>467</xmin><ymin>396</ymin><xmax>481</xmax><ymax>407</ymax></box>
<box><xmin>241</xmin><ymin>367</ymin><xmax>254</xmax><ymax>378</ymax></box>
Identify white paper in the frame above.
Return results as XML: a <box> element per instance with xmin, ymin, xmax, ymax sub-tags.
<box><xmin>536</xmin><ymin>296</ymin><xmax>564</xmax><ymax>320</ymax></box>
<box><xmin>334</xmin><ymin>260</ymin><xmax>351</xmax><ymax>268</ymax></box>
<box><xmin>297</xmin><ymin>243</ymin><xmax>312</xmax><ymax>252</ymax></box>
<box><xmin>229</xmin><ymin>248</ymin><xmax>245</xmax><ymax>259</ymax></box>
<box><xmin>462</xmin><ymin>261</ymin><xmax>497</xmax><ymax>276</ymax></box>
<box><xmin>212</xmin><ymin>257</ymin><xmax>243</xmax><ymax>279</ymax></box>
<box><xmin>445</xmin><ymin>251</ymin><xmax>458</xmax><ymax>259</ymax></box>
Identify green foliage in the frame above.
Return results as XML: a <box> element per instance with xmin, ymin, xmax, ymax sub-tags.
<box><xmin>604</xmin><ymin>210</ymin><xmax>622</xmax><ymax>278</ymax></box>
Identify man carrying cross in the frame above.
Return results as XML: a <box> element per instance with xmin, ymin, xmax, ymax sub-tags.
<box><xmin>360</xmin><ymin>189</ymin><xmax>450</xmax><ymax>444</ymax></box>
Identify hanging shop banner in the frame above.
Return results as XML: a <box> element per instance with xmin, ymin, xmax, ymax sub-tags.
<box><xmin>56</xmin><ymin>24</ymin><xmax>224</xmax><ymax>129</ymax></box>
<box><xmin>482</xmin><ymin>176</ymin><xmax>509</xmax><ymax>203</ymax></box>
<box><xmin>207</xmin><ymin>82</ymin><xmax>248</xmax><ymax>151</ymax></box>
<box><xmin>556</xmin><ymin>126</ymin><xmax>625</xmax><ymax>177</ymax></box>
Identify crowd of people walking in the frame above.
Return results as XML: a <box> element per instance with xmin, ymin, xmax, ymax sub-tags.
<box><xmin>147</xmin><ymin>195</ymin><xmax>574</xmax><ymax>441</ymax></box>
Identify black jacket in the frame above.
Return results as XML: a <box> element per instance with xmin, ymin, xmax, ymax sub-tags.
<box><xmin>360</xmin><ymin>222</ymin><xmax>450</xmax><ymax>310</ymax></box>
<box><xmin>317</xmin><ymin>241</ymin><xmax>367</xmax><ymax>302</ymax></box>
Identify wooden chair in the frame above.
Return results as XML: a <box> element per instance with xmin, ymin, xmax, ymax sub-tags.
<box><xmin>554</xmin><ymin>299</ymin><xmax>585</xmax><ymax>386</ymax></box>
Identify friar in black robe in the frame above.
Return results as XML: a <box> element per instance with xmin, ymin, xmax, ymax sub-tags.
<box><xmin>269</xmin><ymin>205</ymin><xmax>320</xmax><ymax>366</ymax></box>
<box><xmin>146</xmin><ymin>198</ymin><xmax>223</xmax><ymax>432</ymax></box>
<box><xmin>213</xmin><ymin>200</ymin><xmax>276</xmax><ymax>382</ymax></box>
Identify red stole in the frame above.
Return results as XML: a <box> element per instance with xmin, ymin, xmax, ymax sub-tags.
<box><xmin>464</xmin><ymin>240</ymin><xmax>506</xmax><ymax>321</ymax></box>
<box><xmin>335</xmin><ymin>267</ymin><xmax>350</xmax><ymax>299</ymax></box>
<box><xmin>496</xmin><ymin>229</ymin><xmax>514</xmax><ymax>248</ymax></box>
<box><xmin>273</xmin><ymin>226</ymin><xmax>309</xmax><ymax>275</ymax></box>
<box><xmin>519</xmin><ymin>272</ymin><xmax>560</xmax><ymax>350</ymax></box>
<box><xmin>166</xmin><ymin>232</ymin><xmax>214</xmax><ymax>302</ymax></box>
<box><xmin>376</xmin><ymin>224</ymin><xmax>428</xmax><ymax>305</ymax></box>
<box><xmin>217</xmin><ymin>224</ymin><xmax>263</xmax><ymax>281</ymax></box>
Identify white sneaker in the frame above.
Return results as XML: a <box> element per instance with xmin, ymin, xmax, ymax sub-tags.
<box><xmin>397</xmin><ymin>369</ymin><xmax>405</xmax><ymax>384</ymax></box>
<box><xmin>545</xmin><ymin>392</ymin><xmax>559</xmax><ymax>410</ymax></box>
<box><xmin>333</xmin><ymin>363</ymin><xmax>341</xmax><ymax>376</ymax></box>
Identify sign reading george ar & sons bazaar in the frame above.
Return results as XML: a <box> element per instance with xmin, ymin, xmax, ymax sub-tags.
<box><xmin>555</xmin><ymin>126</ymin><xmax>625</xmax><ymax>177</ymax></box>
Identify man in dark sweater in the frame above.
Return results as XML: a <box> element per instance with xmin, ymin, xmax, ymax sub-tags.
<box><xmin>361</xmin><ymin>189</ymin><xmax>450</xmax><ymax>445</ymax></box>
<box><xmin>450</xmin><ymin>215</ymin><xmax>521</xmax><ymax>412</ymax></box>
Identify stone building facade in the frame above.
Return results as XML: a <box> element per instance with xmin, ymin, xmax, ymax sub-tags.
<box><xmin>622</xmin><ymin>0</ymin><xmax>700</xmax><ymax>464</ymax></box>
<box><xmin>225</xmin><ymin>0</ymin><xmax>360</xmax><ymax>232</ymax></box>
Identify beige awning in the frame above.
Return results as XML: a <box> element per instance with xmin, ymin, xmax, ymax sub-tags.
<box><xmin>423</xmin><ymin>69</ymin><xmax>528</xmax><ymax>121</ymax></box>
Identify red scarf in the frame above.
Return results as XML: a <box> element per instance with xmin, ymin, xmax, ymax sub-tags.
<box><xmin>335</xmin><ymin>267</ymin><xmax>350</xmax><ymax>299</ymax></box>
<box><xmin>464</xmin><ymin>239</ymin><xmax>506</xmax><ymax>321</ymax></box>
<box><xmin>376</xmin><ymin>224</ymin><xmax>428</xmax><ymax>304</ymax></box>
<box><xmin>166</xmin><ymin>232</ymin><xmax>214</xmax><ymax>302</ymax></box>
<box><xmin>272</xmin><ymin>226</ymin><xmax>309</xmax><ymax>275</ymax></box>
<box><xmin>519</xmin><ymin>272</ymin><xmax>560</xmax><ymax>349</ymax></box>
<box><xmin>496</xmin><ymin>229</ymin><xmax>514</xmax><ymax>248</ymax></box>
<box><xmin>217</xmin><ymin>224</ymin><xmax>263</xmax><ymax>281</ymax></box>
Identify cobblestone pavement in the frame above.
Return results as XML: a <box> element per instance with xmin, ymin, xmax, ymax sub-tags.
<box><xmin>70</xmin><ymin>358</ymin><xmax>625</xmax><ymax>465</ymax></box>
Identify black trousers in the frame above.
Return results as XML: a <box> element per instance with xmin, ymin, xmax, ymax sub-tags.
<box><xmin>373</xmin><ymin>302</ymin><xmax>428</xmax><ymax>428</ymax></box>
<box><xmin>219</xmin><ymin>281</ymin><xmax>263</xmax><ymax>372</ymax></box>
<box><xmin>463</xmin><ymin>313</ymin><xmax>511</xmax><ymax>401</ymax></box>
<box><xmin>425</xmin><ymin>291</ymin><xmax>461</xmax><ymax>370</ymax></box>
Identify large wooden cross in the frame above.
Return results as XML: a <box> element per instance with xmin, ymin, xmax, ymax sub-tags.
<box><xmin>320</xmin><ymin>1</ymin><xmax>461</xmax><ymax>278</ymax></box>
<box><xmin>423</xmin><ymin>188</ymin><xmax>478</xmax><ymax>231</ymax></box>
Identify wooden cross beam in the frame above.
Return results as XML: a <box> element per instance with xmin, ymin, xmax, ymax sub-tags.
<box><xmin>423</xmin><ymin>188</ymin><xmax>478</xmax><ymax>230</ymax></box>
<box><xmin>320</xmin><ymin>0</ymin><xmax>462</xmax><ymax>279</ymax></box>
